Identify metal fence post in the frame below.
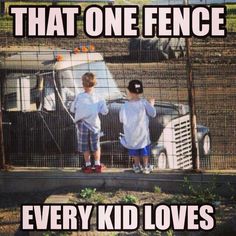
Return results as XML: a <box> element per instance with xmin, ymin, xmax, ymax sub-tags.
<box><xmin>184</xmin><ymin>0</ymin><xmax>199</xmax><ymax>170</ymax></box>
<box><xmin>186</xmin><ymin>38</ymin><xmax>199</xmax><ymax>170</ymax></box>
<box><xmin>0</xmin><ymin>108</ymin><xmax>5</xmax><ymax>170</ymax></box>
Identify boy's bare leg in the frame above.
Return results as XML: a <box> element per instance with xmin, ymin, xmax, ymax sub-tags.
<box><xmin>93</xmin><ymin>148</ymin><xmax>101</xmax><ymax>161</ymax></box>
<box><xmin>133</xmin><ymin>156</ymin><xmax>140</xmax><ymax>166</ymax></box>
<box><xmin>143</xmin><ymin>156</ymin><xmax>149</xmax><ymax>167</ymax></box>
<box><xmin>84</xmin><ymin>151</ymin><xmax>91</xmax><ymax>165</ymax></box>
<box><xmin>94</xmin><ymin>148</ymin><xmax>101</xmax><ymax>167</ymax></box>
<box><xmin>94</xmin><ymin>148</ymin><xmax>102</xmax><ymax>172</ymax></box>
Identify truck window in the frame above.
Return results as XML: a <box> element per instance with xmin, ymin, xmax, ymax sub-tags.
<box><xmin>4</xmin><ymin>74</ymin><xmax>37</xmax><ymax>111</ymax></box>
<box><xmin>58</xmin><ymin>61</ymin><xmax>123</xmax><ymax>101</ymax></box>
<box><xmin>43</xmin><ymin>74</ymin><xmax>56</xmax><ymax>111</ymax></box>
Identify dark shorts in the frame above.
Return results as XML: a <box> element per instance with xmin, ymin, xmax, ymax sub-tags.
<box><xmin>76</xmin><ymin>122</ymin><xmax>100</xmax><ymax>152</ymax></box>
<box><xmin>128</xmin><ymin>145</ymin><xmax>151</xmax><ymax>157</ymax></box>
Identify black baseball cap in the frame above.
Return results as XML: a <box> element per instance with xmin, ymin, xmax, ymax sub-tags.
<box><xmin>127</xmin><ymin>80</ymin><xmax>143</xmax><ymax>94</ymax></box>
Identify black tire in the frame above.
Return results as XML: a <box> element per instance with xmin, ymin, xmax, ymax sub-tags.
<box><xmin>202</xmin><ymin>134</ymin><xmax>211</xmax><ymax>156</ymax></box>
<box><xmin>200</xmin><ymin>134</ymin><xmax>212</xmax><ymax>169</ymax></box>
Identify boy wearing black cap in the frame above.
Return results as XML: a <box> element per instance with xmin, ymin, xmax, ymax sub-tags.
<box><xmin>119</xmin><ymin>80</ymin><xmax>156</xmax><ymax>174</ymax></box>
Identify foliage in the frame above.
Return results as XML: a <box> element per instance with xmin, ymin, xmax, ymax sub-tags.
<box><xmin>93</xmin><ymin>193</ymin><xmax>106</xmax><ymax>203</ymax></box>
<box><xmin>153</xmin><ymin>186</ymin><xmax>162</xmax><ymax>194</ymax></box>
<box><xmin>226</xmin><ymin>181</ymin><xmax>236</xmax><ymax>201</ymax></box>
<box><xmin>227</xmin><ymin>4</ymin><xmax>236</xmax><ymax>32</ymax></box>
<box><xmin>80</xmin><ymin>188</ymin><xmax>96</xmax><ymax>199</ymax></box>
<box><xmin>182</xmin><ymin>176</ymin><xmax>220</xmax><ymax>203</ymax></box>
<box><xmin>121</xmin><ymin>194</ymin><xmax>138</xmax><ymax>204</ymax></box>
<box><xmin>43</xmin><ymin>232</ymin><xmax>69</xmax><ymax>236</ymax></box>
<box><xmin>166</xmin><ymin>229</ymin><xmax>174</xmax><ymax>236</ymax></box>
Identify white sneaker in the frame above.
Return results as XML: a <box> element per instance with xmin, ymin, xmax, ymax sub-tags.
<box><xmin>132</xmin><ymin>165</ymin><xmax>141</xmax><ymax>173</ymax></box>
<box><xmin>143</xmin><ymin>166</ymin><xmax>152</xmax><ymax>174</ymax></box>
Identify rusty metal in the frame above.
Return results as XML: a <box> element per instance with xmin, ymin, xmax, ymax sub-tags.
<box><xmin>0</xmin><ymin>109</ymin><xmax>5</xmax><ymax>169</ymax></box>
<box><xmin>185</xmin><ymin>37</ymin><xmax>199</xmax><ymax>170</ymax></box>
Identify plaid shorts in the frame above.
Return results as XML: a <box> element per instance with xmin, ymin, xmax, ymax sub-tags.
<box><xmin>76</xmin><ymin>122</ymin><xmax>100</xmax><ymax>152</ymax></box>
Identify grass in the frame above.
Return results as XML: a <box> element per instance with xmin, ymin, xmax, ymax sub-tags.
<box><xmin>121</xmin><ymin>194</ymin><xmax>138</xmax><ymax>203</ymax></box>
<box><xmin>226</xmin><ymin>4</ymin><xmax>236</xmax><ymax>31</ymax></box>
<box><xmin>80</xmin><ymin>187</ymin><xmax>96</xmax><ymax>199</ymax></box>
<box><xmin>153</xmin><ymin>186</ymin><xmax>162</xmax><ymax>194</ymax></box>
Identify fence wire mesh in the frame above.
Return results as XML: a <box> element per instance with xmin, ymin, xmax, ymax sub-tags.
<box><xmin>0</xmin><ymin>2</ymin><xmax>235</xmax><ymax>170</ymax></box>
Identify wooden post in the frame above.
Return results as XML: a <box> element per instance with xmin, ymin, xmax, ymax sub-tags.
<box><xmin>184</xmin><ymin>0</ymin><xmax>199</xmax><ymax>170</ymax></box>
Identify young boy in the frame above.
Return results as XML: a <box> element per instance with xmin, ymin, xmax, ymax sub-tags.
<box><xmin>70</xmin><ymin>72</ymin><xmax>108</xmax><ymax>173</ymax></box>
<box><xmin>119</xmin><ymin>80</ymin><xmax>156</xmax><ymax>174</ymax></box>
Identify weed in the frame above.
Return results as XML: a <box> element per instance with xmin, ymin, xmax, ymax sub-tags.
<box><xmin>153</xmin><ymin>186</ymin><xmax>162</xmax><ymax>194</ymax></box>
<box><xmin>166</xmin><ymin>229</ymin><xmax>174</xmax><ymax>236</ymax></box>
<box><xmin>121</xmin><ymin>194</ymin><xmax>138</xmax><ymax>204</ymax></box>
<box><xmin>182</xmin><ymin>177</ymin><xmax>220</xmax><ymax>203</ymax></box>
<box><xmin>43</xmin><ymin>232</ymin><xmax>69</xmax><ymax>236</ymax></box>
<box><xmin>80</xmin><ymin>188</ymin><xmax>96</xmax><ymax>199</ymax></box>
<box><xmin>226</xmin><ymin>181</ymin><xmax>236</xmax><ymax>201</ymax></box>
<box><xmin>93</xmin><ymin>193</ymin><xmax>106</xmax><ymax>203</ymax></box>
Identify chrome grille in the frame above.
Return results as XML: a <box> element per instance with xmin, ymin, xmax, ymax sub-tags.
<box><xmin>174</xmin><ymin>116</ymin><xmax>193</xmax><ymax>169</ymax></box>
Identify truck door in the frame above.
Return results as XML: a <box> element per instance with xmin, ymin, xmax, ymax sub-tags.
<box><xmin>2</xmin><ymin>72</ymin><xmax>76</xmax><ymax>167</ymax></box>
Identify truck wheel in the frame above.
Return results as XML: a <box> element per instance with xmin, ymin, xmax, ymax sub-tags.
<box><xmin>158</xmin><ymin>151</ymin><xmax>167</xmax><ymax>169</ymax></box>
<box><xmin>203</xmin><ymin>134</ymin><xmax>211</xmax><ymax>155</ymax></box>
<box><xmin>201</xmin><ymin>134</ymin><xmax>211</xmax><ymax>169</ymax></box>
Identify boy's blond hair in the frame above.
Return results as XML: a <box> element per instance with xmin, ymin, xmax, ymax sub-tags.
<box><xmin>82</xmin><ymin>72</ymin><xmax>96</xmax><ymax>88</ymax></box>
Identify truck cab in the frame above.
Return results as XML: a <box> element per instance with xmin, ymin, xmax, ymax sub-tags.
<box><xmin>0</xmin><ymin>47</ymin><xmax>211</xmax><ymax>169</ymax></box>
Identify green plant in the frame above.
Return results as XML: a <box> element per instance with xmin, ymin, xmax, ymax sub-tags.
<box><xmin>121</xmin><ymin>194</ymin><xmax>138</xmax><ymax>204</ymax></box>
<box><xmin>80</xmin><ymin>188</ymin><xmax>96</xmax><ymax>199</ymax></box>
<box><xmin>153</xmin><ymin>186</ymin><xmax>162</xmax><ymax>194</ymax></box>
<box><xmin>226</xmin><ymin>181</ymin><xmax>236</xmax><ymax>201</ymax></box>
<box><xmin>43</xmin><ymin>232</ymin><xmax>69</xmax><ymax>236</ymax></box>
<box><xmin>182</xmin><ymin>177</ymin><xmax>220</xmax><ymax>203</ymax></box>
<box><xmin>166</xmin><ymin>229</ymin><xmax>174</xmax><ymax>236</ymax></box>
<box><xmin>93</xmin><ymin>193</ymin><xmax>106</xmax><ymax>203</ymax></box>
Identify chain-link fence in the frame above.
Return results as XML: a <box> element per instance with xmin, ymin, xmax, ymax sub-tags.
<box><xmin>0</xmin><ymin>1</ymin><xmax>235</xmax><ymax>170</ymax></box>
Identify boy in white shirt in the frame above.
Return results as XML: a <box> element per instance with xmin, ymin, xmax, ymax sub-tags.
<box><xmin>119</xmin><ymin>80</ymin><xmax>156</xmax><ymax>174</ymax></box>
<box><xmin>70</xmin><ymin>72</ymin><xmax>108</xmax><ymax>173</ymax></box>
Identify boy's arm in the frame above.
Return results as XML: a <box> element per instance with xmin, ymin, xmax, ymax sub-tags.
<box><xmin>119</xmin><ymin>105</ymin><xmax>127</xmax><ymax>124</ymax></box>
<box><xmin>119</xmin><ymin>106</ymin><xmax>123</xmax><ymax>123</ymax></box>
<box><xmin>99</xmin><ymin>99</ymin><xmax>109</xmax><ymax>115</ymax></box>
<box><xmin>144</xmin><ymin>99</ymin><xmax>156</xmax><ymax>118</ymax></box>
<box><xmin>70</xmin><ymin>95</ymin><xmax>78</xmax><ymax>113</ymax></box>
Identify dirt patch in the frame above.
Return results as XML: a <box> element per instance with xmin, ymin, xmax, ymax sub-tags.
<box><xmin>0</xmin><ymin>189</ymin><xmax>236</xmax><ymax>235</ymax></box>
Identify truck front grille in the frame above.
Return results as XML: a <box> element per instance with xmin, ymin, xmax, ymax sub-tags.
<box><xmin>174</xmin><ymin>116</ymin><xmax>193</xmax><ymax>169</ymax></box>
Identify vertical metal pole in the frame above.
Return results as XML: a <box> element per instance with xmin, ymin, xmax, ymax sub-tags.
<box><xmin>184</xmin><ymin>0</ymin><xmax>199</xmax><ymax>170</ymax></box>
<box><xmin>0</xmin><ymin>102</ymin><xmax>5</xmax><ymax>169</ymax></box>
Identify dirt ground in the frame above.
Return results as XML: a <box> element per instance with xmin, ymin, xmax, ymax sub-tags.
<box><xmin>0</xmin><ymin>189</ymin><xmax>236</xmax><ymax>236</ymax></box>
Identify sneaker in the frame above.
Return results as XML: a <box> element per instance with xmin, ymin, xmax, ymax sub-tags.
<box><xmin>143</xmin><ymin>166</ymin><xmax>151</xmax><ymax>174</ymax></box>
<box><xmin>94</xmin><ymin>165</ymin><xmax>102</xmax><ymax>173</ymax></box>
<box><xmin>132</xmin><ymin>165</ymin><xmax>141</xmax><ymax>174</ymax></box>
<box><xmin>82</xmin><ymin>165</ymin><xmax>93</xmax><ymax>174</ymax></box>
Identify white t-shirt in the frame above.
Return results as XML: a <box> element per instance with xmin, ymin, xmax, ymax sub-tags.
<box><xmin>70</xmin><ymin>92</ymin><xmax>108</xmax><ymax>133</ymax></box>
<box><xmin>119</xmin><ymin>99</ymin><xmax>156</xmax><ymax>149</ymax></box>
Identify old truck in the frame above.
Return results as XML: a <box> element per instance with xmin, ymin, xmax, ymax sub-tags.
<box><xmin>0</xmin><ymin>47</ymin><xmax>211</xmax><ymax>169</ymax></box>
